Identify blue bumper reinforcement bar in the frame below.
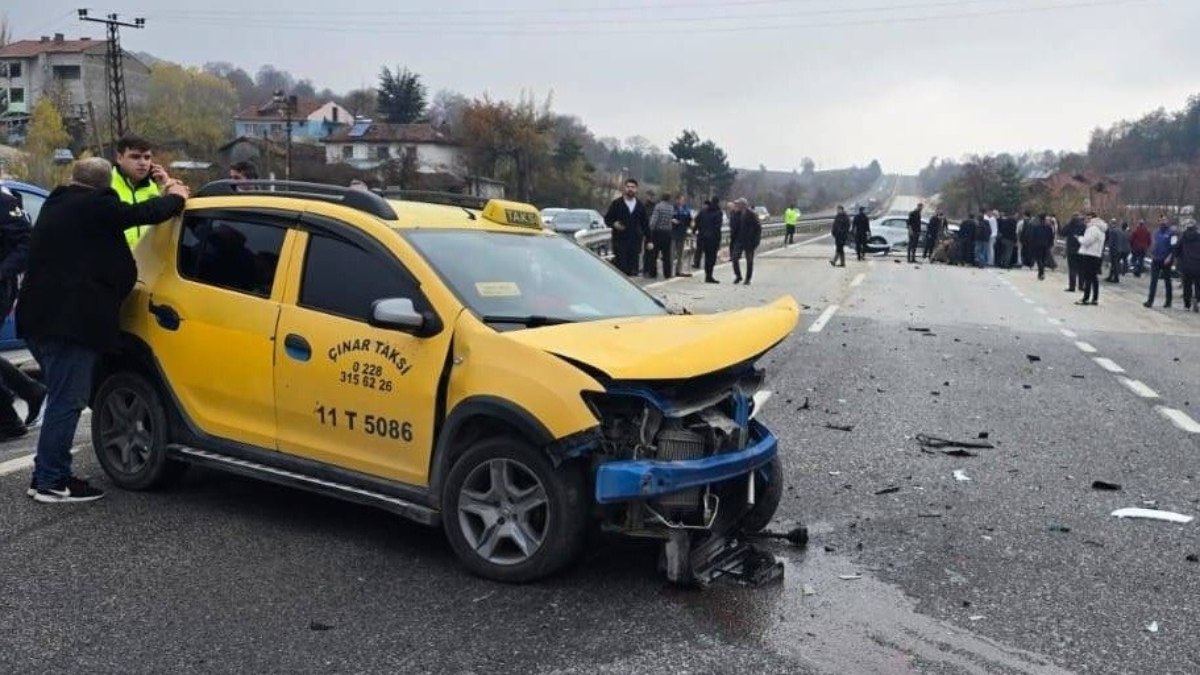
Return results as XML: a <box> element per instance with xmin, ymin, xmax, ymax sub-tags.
<box><xmin>593</xmin><ymin>420</ymin><xmax>778</xmax><ymax>504</ymax></box>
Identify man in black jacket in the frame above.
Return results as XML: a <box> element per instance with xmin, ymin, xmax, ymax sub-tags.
<box><xmin>1062</xmin><ymin>213</ymin><xmax>1087</xmax><ymax>292</ymax></box>
<box><xmin>997</xmin><ymin>213</ymin><xmax>1018</xmax><ymax>269</ymax></box>
<box><xmin>958</xmin><ymin>214</ymin><xmax>977</xmax><ymax>266</ymax></box>
<box><xmin>0</xmin><ymin>186</ymin><xmax>45</xmax><ymax>440</ymax></box>
<box><xmin>906</xmin><ymin>203</ymin><xmax>924</xmax><ymax>263</ymax></box>
<box><xmin>18</xmin><ymin>157</ymin><xmax>188</xmax><ymax>503</ymax></box>
<box><xmin>729</xmin><ymin>198</ymin><xmax>761</xmax><ymax>284</ymax></box>
<box><xmin>852</xmin><ymin>207</ymin><xmax>871</xmax><ymax>260</ymax></box>
<box><xmin>603</xmin><ymin>179</ymin><xmax>649</xmax><ymax>276</ymax></box>
<box><xmin>923</xmin><ymin>211</ymin><xmax>942</xmax><ymax>259</ymax></box>
<box><xmin>1027</xmin><ymin>214</ymin><xmax>1055</xmax><ymax>280</ymax></box>
<box><xmin>831</xmin><ymin>206</ymin><xmax>851</xmax><ymax>267</ymax></box>
<box><xmin>695</xmin><ymin>198</ymin><xmax>724</xmax><ymax>283</ymax></box>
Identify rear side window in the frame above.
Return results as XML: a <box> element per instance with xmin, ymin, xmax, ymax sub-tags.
<box><xmin>299</xmin><ymin>233</ymin><xmax>419</xmax><ymax>322</ymax></box>
<box><xmin>178</xmin><ymin>216</ymin><xmax>286</xmax><ymax>297</ymax></box>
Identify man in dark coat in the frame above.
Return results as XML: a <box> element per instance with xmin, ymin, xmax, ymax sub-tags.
<box><xmin>852</xmin><ymin>207</ymin><xmax>871</xmax><ymax>260</ymax></box>
<box><xmin>1175</xmin><ymin>221</ymin><xmax>1200</xmax><ymax>312</ymax></box>
<box><xmin>957</xmin><ymin>214</ymin><xmax>977</xmax><ymax>266</ymax></box>
<box><xmin>603</xmin><ymin>179</ymin><xmax>650</xmax><ymax>276</ymax></box>
<box><xmin>1027</xmin><ymin>214</ymin><xmax>1055</xmax><ymax>280</ymax></box>
<box><xmin>1062</xmin><ymin>213</ymin><xmax>1087</xmax><ymax>292</ymax></box>
<box><xmin>729</xmin><ymin>198</ymin><xmax>761</xmax><ymax>284</ymax></box>
<box><xmin>831</xmin><ymin>206</ymin><xmax>850</xmax><ymax>267</ymax></box>
<box><xmin>694</xmin><ymin>198</ymin><xmax>724</xmax><ymax>283</ymax></box>
<box><xmin>906</xmin><ymin>203</ymin><xmax>924</xmax><ymax>263</ymax></box>
<box><xmin>923</xmin><ymin>211</ymin><xmax>943</xmax><ymax>259</ymax></box>
<box><xmin>17</xmin><ymin>157</ymin><xmax>188</xmax><ymax>503</ymax></box>
<box><xmin>0</xmin><ymin>186</ymin><xmax>45</xmax><ymax>440</ymax></box>
<box><xmin>997</xmin><ymin>212</ymin><xmax>1018</xmax><ymax>270</ymax></box>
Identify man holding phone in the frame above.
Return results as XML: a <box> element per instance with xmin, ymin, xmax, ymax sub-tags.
<box><xmin>110</xmin><ymin>134</ymin><xmax>173</xmax><ymax>248</ymax></box>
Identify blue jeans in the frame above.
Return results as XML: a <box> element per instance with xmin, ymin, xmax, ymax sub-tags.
<box><xmin>30</xmin><ymin>338</ymin><xmax>97</xmax><ymax>490</ymax></box>
<box><xmin>974</xmin><ymin>241</ymin><xmax>990</xmax><ymax>267</ymax></box>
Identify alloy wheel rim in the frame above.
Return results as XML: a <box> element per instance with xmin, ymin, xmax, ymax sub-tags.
<box><xmin>98</xmin><ymin>387</ymin><xmax>154</xmax><ymax>475</ymax></box>
<box><xmin>457</xmin><ymin>458</ymin><xmax>550</xmax><ymax>566</ymax></box>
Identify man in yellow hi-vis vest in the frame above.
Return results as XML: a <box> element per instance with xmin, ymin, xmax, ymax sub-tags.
<box><xmin>783</xmin><ymin>205</ymin><xmax>801</xmax><ymax>245</ymax></box>
<box><xmin>110</xmin><ymin>135</ymin><xmax>171</xmax><ymax>248</ymax></box>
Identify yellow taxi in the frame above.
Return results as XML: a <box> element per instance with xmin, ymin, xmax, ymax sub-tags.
<box><xmin>91</xmin><ymin>180</ymin><xmax>800</xmax><ymax>585</ymax></box>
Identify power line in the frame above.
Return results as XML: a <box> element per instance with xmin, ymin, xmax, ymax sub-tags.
<box><xmin>78</xmin><ymin>9</ymin><xmax>146</xmax><ymax>151</ymax></box>
<box><xmin>141</xmin><ymin>0</ymin><xmax>1158</xmax><ymax>36</ymax></box>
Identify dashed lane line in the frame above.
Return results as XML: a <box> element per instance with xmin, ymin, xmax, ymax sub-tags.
<box><xmin>809</xmin><ymin>305</ymin><xmax>840</xmax><ymax>333</ymax></box>
<box><xmin>1074</xmin><ymin>341</ymin><xmax>1098</xmax><ymax>353</ymax></box>
<box><xmin>1094</xmin><ymin>357</ymin><xmax>1126</xmax><ymax>374</ymax></box>
<box><xmin>0</xmin><ymin>446</ymin><xmax>83</xmax><ymax>478</ymax></box>
<box><xmin>1035</xmin><ymin>307</ymin><xmax>1049</xmax><ymax>315</ymax></box>
<box><xmin>1023</xmin><ymin>298</ymin><xmax>1036</xmax><ymax>304</ymax></box>
<box><xmin>1060</xmin><ymin>328</ymin><xmax>1078</xmax><ymax>339</ymax></box>
<box><xmin>1118</xmin><ymin>377</ymin><xmax>1160</xmax><ymax>399</ymax></box>
<box><xmin>850</xmin><ymin>273</ymin><xmax>865</xmax><ymax>287</ymax></box>
<box><xmin>1156</xmin><ymin>407</ymin><xmax>1200</xmax><ymax>434</ymax></box>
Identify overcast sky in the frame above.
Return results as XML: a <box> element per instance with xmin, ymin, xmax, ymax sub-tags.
<box><xmin>9</xmin><ymin>0</ymin><xmax>1199</xmax><ymax>173</ymax></box>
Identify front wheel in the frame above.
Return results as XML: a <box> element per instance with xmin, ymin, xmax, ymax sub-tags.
<box><xmin>91</xmin><ymin>371</ymin><xmax>187</xmax><ymax>490</ymax></box>
<box><xmin>441</xmin><ymin>436</ymin><xmax>589</xmax><ymax>583</ymax></box>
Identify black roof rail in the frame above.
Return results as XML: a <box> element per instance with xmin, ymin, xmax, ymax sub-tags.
<box><xmin>380</xmin><ymin>189</ymin><xmax>489</xmax><ymax>210</ymax></box>
<box><xmin>195</xmin><ymin>179</ymin><xmax>398</xmax><ymax>220</ymax></box>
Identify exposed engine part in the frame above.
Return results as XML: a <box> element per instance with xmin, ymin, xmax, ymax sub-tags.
<box><xmin>645</xmin><ymin>492</ymin><xmax>720</xmax><ymax>531</ymax></box>
<box><xmin>653</xmin><ymin>426</ymin><xmax>705</xmax><ymax>512</ymax></box>
<box><xmin>661</xmin><ymin>529</ymin><xmax>784</xmax><ymax>587</ymax></box>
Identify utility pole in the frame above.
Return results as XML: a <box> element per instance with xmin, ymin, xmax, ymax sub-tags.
<box><xmin>273</xmin><ymin>89</ymin><xmax>297</xmax><ymax>180</ymax></box>
<box><xmin>78</xmin><ymin>9</ymin><xmax>144</xmax><ymax>152</ymax></box>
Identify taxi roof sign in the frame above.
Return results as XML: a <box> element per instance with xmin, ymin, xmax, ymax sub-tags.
<box><xmin>481</xmin><ymin>200</ymin><xmax>544</xmax><ymax>230</ymax></box>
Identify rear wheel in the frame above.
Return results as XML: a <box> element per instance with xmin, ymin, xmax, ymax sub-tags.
<box><xmin>441</xmin><ymin>436</ymin><xmax>588</xmax><ymax>583</ymax></box>
<box><xmin>91</xmin><ymin>372</ymin><xmax>187</xmax><ymax>490</ymax></box>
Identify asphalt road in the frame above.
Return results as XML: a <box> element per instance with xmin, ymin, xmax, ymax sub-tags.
<box><xmin>2</xmin><ymin>194</ymin><xmax>1198</xmax><ymax>674</ymax></box>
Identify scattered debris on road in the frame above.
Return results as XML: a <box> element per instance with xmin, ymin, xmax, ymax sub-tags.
<box><xmin>802</xmin><ymin>584</ymin><xmax>817</xmax><ymax>596</ymax></box>
<box><xmin>908</xmin><ymin>327</ymin><xmax>932</xmax><ymax>333</ymax></box>
<box><xmin>838</xmin><ymin>574</ymin><xmax>863</xmax><ymax>580</ymax></box>
<box><xmin>1047</xmin><ymin>523</ymin><xmax>1072</xmax><ymax>533</ymax></box>
<box><xmin>1146</xmin><ymin>621</ymin><xmax>1160</xmax><ymax>634</ymax></box>
<box><xmin>1111</xmin><ymin>508</ymin><xmax>1195</xmax><ymax>524</ymax></box>
<box><xmin>746</xmin><ymin>526</ymin><xmax>810</xmax><ymax>547</ymax></box>
<box><xmin>824</xmin><ymin>423</ymin><xmax>854</xmax><ymax>432</ymax></box>
<box><xmin>969</xmin><ymin>615</ymin><xmax>986</xmax><ymax>622</ymax></box>
<box><xmin>916</xmin><ymin>434</ymin><xmax>996</xmax><ymax>450</ymax></box>
<box><xmin>1091</xmin><ymin>480</ymin><xmax>1122</xmax><ymax>491</ymax></box>
<box><xmin>1026</xmin><ymin>354</ymin><xmax>1042</xmax><ymax>363</ymax></box>
<box><xmin>309</xmin><ymin>621</ymin><xmax>334</xmax><ymax>632</ymax></box>
<box><xmin>875</xmin><ymin>486</ymin><xmax>901</xmax><ymax>495</ymax></box>
<box><xmin>797</xmin><ymin>397</ymin><xmax>811</xmax><ymax>411</ymax></box>
<box><xmin>953</xmin><ymin>470</ymin><xmax>972</xmax><ymax>482</ymax></box>
<box><xmin>1187</xmin><ymin>554</ymin><xmax>1199</xmax><ymax>563</ymax></box>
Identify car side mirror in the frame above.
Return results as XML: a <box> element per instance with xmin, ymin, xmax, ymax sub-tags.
<box><xmin>371</xmin><ymin>297</ymin><xmax>439</xmax><ymax>336</ymax></box>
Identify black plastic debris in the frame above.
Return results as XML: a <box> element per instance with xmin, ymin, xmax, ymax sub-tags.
<box><xmin>1083</xmin><ymin>540</ymin><xmax>1105</xmax><ymax>548</ymax></box>
<box><xmin>917</xmin><ymin>513</ymin><xmax>943</xmax><ymax>518</ymax></box>
<box><xmin>942</xmin><ymin>448</ymin><xmax>977</xmax><ymax>457</ymax></box>
<box><xmin>825</xmin><ymin>423</ymin><xmax>854</xmax><ymax>432</ymax></box>
<box><xmin>875</xmin><ymin>486</ymin><xmax>901</xmax><ymax>495</ymax></box>
<box><xmin>916</xmin><ymin>434</ymin><xmax>995</xmax><ymax>450</ymax></box>
<box><xmin>1071</xmin><ymin>374</ymin><xmax>1086</xmax><ymax>379</ymax></box>
<box><xmin>1047</xmin><ymin>523</ymin><xmax>1072</xmax><ymax>533</ymax></box>
<box><xmin>978</xmin><ymin>432</ymin><xmax>990</xmax><ymax>440</ymax></box>
<box><xmin>1187</xmin><ymin>554</ymin><xmax>1199</xmax><ymax>563</ymax></box>
<box><xmin>745</xmin><ymin>526</ymin><xmax>809</xmax><ymax>548</ymax></box>
<box><xmin>797</xmin><ymin>397</ymin><xmax>811</xmax><ymax>411</ymax></box>
<box><xmin>1026</xmin><ymin>354</ymin><xmax>1042</xmax><ymax>363</ymax></box>
<box><xmin>1091</xmin><ymin>480</ymin><xmax>1122</xmax><ymax>491</ymax></box>
<box><xmin>310</xmin><ymin>621</ymin><xmax>334</xmax><ymax>631</ymax></box>
<box><xmin>1022</xmin><ymin>384</ymin><xmax>1032</xmax><ymax>389</ymax></box>
<box><xmin>908</xmin><ymin>327</ymin><xmax>932</xmax><ymax>333</ymax></box>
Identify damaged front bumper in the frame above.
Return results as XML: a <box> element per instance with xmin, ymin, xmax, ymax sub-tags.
<box><xmin>593</xmin><ymin>420</ymin><xmax>778</xmax><ymax>504</ymax></box>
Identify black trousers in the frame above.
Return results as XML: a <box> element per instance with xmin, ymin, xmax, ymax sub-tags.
<box><xmin>784</xmin><ymin>226</ymin><xmax>795</xmax><ymax>244</ymax></box>
<box><xmin>1148</xmin><ymin>260</ymin><xmax>1173</xmax><ymax>306</ymax></box>
<box><xmin>614</xmin><ymin>235</ymin><xmax>641</xmax><ymax>276</ymax></box>
<box><xmin>732</xmin><ymin>242</ymin><xmax>756</xmax><ymax>281</ymax></box>
<box><xmin>1182</xmin><ymin>272</ymin><xmax>1200</xmax><ymax>308</ymax></box>
<box><xmin>1066</xmin><ymin>253</ymin><xmax>1081</xmax><ymax>290</ymax></box>
<box><xmin>700</xmin><ymin>237</ymin><xmax>720</xmax><ymax>279</ymax></box>
<box><xmin>833</xmin><ymin>238</ymin><xmax>847</xmax><ymax>266</ymax></box>
<box><xmin>907</xmin><ymin>232</ymin><xmax>919</xmax><ymax>262</ymax></box>
<box><xmin>855</xmin><ymin>237</ymin><xmax>867</xmax><ymax>260</ymax></box>
<box><xmin>1080</xmin><ymin>256</ymin><xmax>1102</xmax><ymax>302</ymax></box>
<box><xmin>643</xmin><ymin>230</ymin><xmax>673</xmax><ymax>279</ymax></box>
<box><xmin>692</xmin><ymin>235</ymin><xmax>704</xmax><ymax>268</ymax></box>
<box><xmin>922</xmin><ymin>233</ymin><xmax>937</xmax><ymax>258</ymax></box>
<box><xmin>1029</xmin><ymin>246</ymin><xmax>1048</xmax><ymax>277</ymax></box>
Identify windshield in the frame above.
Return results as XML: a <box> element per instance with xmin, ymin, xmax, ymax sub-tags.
<box><xmin>405</xmin><ymin>230</ymin><xmax>668</xmax><ymax>326</ymax></box>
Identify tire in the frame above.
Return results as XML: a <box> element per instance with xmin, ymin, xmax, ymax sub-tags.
<box><xmin>441</xmin><ymin>435</ymin><xmax>589</xmax><ymax>583</ymax></box>
<box><xmin>739</xmin><ymin>454</ymin><xmax>784</xmax><ymax>533</ymax></box>
<box><xmin>91</xmin><ymin>371</ymin><xmax>187</xmax><ymax>491</ymax></box>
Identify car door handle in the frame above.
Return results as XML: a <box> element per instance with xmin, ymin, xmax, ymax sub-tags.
<box><xmin>284</xmin><ymin>333</ymin><xmax>311</xmax><ymax>362</ymax></box>
<box><xmin>148</xmin><ymin>300</ymin><xmax>181</xmax><ymax>331</ymax></box>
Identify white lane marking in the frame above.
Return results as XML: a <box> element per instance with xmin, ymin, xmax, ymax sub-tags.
<box><xmin>850</xmin><ymin>273</ymin><xmax>865</xmax><ymax>287</ymax></box>
<box><xmin>0</xmin><ymin>446</ymin><xmax>83</xmax><ymax>477</ymax></box>
<box><xmin>1094</xmin><ymin>357</ymin><xmax>1126</xmax><ymax>373</ymax></box>
<box><xmin>1060</xmin><ymin>328</ymin><xmax>1078</xmax><ymax>338</ymax></box>
<box><xmin>1047</xmin><ymin>318</ymin><xmax>1064</xmax><ymax>325</ymax></box>
<box><xmin>1156</xmin><ymin>407</ymin><xmax>1200</xmax><ymax>433</ymax></box>
<box><xmin>644</xmin><ymin>231</ymin><xmax>830</xmax><ymax>288</ymax></box>
<box><xmin>1118</xmin><ymin>377</ymin><xmax>1160</xmax><ymax>399</ymax></box>
<box><xmin>1074</xmin><ymin>341</ymin><xmax>1097</xmax><ymax>353</ymax></box>
<box><xmin>1023</xmin><ymin>298</ymin><xmax>1036</xmax><ymax>304</ymax></box>
<box><xmin>1035</xmin><ymin>307</ymin><xmax>1049</xmax><ymax>315</ymax></box>
<box><xmin>809</xmin><ymin>305</ymin><xmax>840</xmax><ymax>333</ymax></box>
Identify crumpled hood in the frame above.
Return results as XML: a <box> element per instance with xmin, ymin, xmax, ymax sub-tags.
<box><xmin>503</xmin><ymin>296</ymin><xmax>801</xmax><ymax>381</ymax></box>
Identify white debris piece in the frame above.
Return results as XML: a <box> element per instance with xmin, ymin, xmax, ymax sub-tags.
<box><xmin>1111</xmin><ymin>508</ymin><xmax>1194</xmax><ymax>524</ymax></box>
<box><xmin>953</xmin><ymin>470</ymin><xmax>972</xmax><ymax>482</ymax></box>
<box><xmin>838</xmin><ymin>574</ymin><xmax>863</xmax><ymax>581</ymax></box>
<box><xmin>802</xmin><ymin>584</ymin><xmax>817</xmax><ymax>596</ymax></box>
<box><xmin>1146</xmin><ymin>621</ymin><xmax>1159</xmax><ymax>633</ymax></box>
<box><xmin>969</xmin><ymin>615</ymin><xmax>985</xmax><ymax>622</ymax></box>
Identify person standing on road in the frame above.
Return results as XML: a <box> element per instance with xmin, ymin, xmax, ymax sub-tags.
<box><xmin>1129</xmin><ymin>219</ymin><xmax>1151</xmax><ymax>277</ymax></box>
<box><xmin>643</xmin><ymin>193</ymin><xmax>675</xmax><ymax>279</ymax></box>
<box><xmin>17</xmin><ymin>158</ymin><xmax>189</xmax><ymax>503</ymax></box>
<box><xmin>957</xmin><ymin>214</ymin><xmax>977</xmax><ymax>266</ymax></box>
<box><xmin>831</xmin><ymin>205</ymin><xmax>851</xmax><ymax>267</ymax></box>
<box><xmin>1017</xmin><ymin>211</ymin><xmax>1032</xmax><ymax>267</ymax></box>
<box><xmin>973</xmin><ymin>212</ymin><xmax>991</xmax><ymax>268</ymax></box>
<box><xmin>905</xmin><ymin>203</ymin><xmax>923</xmax><ymax>263</ymax></box>
<box><xmin>852</xmin><ymin>206</ymin><xmax>871</xmax><ymax>261</ymax></box>
<box><xmin>0</xmin><ymin>186</ymin><xmax>46</xmax><ymax>441</ymax></box>
<box><xmin>1062</xmin><ymin>213</ymin><xmax>1087</xmax><ymax>292</ymax></box>
<box><xmin>1105</xmin><ymin>222</ymin><xmax>1131</xmax><ymax>283</ymax></box>
<box><xmin>1174</xmin><ymin>221</ymin><xmax>1200</xmax><ymax>312</ymax></box>
<box><xmin>983</xmin><ymin>209</ymin><xmax>998</xmax><ymax>266</ymax></box>
<box><xmin>670</xmin><ymin>194</ymin><xmax>693</xmax><ymax>278</ymax></box>
<box><xmin>1076</xmin><ymin>213</ymin><xmax>1108</xmax><ymax>305</ymax></box>
<box><xmin>1143</xmin><ymin>215</ymin><xmax>1176</xmax><ymax>309</ymax></box>
<box><xmin>111</xmin><ymin>135</ymin><xmax>172</xmax><ymax>249</ymax></box>
<box><xmin>1028</xmin><ymin>214</ymin><xmax>1055</xmax><ymax>280</ymax></box>
<box><xmin>729</xmin><ymin>198</ymin><xmax>761</xmax><ymax>284</ymax></box>
<box><xmin>695</xmin><ymin>198</ymin><xmax>723</xmax><ymax>283</ymax></box>
<box><xmin>923</xmin><ymin>211</ymin><xmax>942</xmax><ymax>259</ymax></box>
<box><xmin>604</xmin><ymin>179</ymin><xmax>649</xmax><ymax>277</ymax></box>
<box><xmin>783</xmin><ymin>204</ymin><xmax>800</xmax><ymax>245</ymax></box>
<box><xmin>997</xmin><ymin>212</ymin><xmax>1018</xmax><ymax>270</ymax></box>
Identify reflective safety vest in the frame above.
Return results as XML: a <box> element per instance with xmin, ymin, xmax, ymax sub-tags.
<box><xmin>111</xmin><ymin>168</ymin><xmax>161</xmax><ymax>248</ymax></box>
<box><xmin>784</xmin><ymin>208</ymin><xmax>800</xmax><ymax>226</ymax></box>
